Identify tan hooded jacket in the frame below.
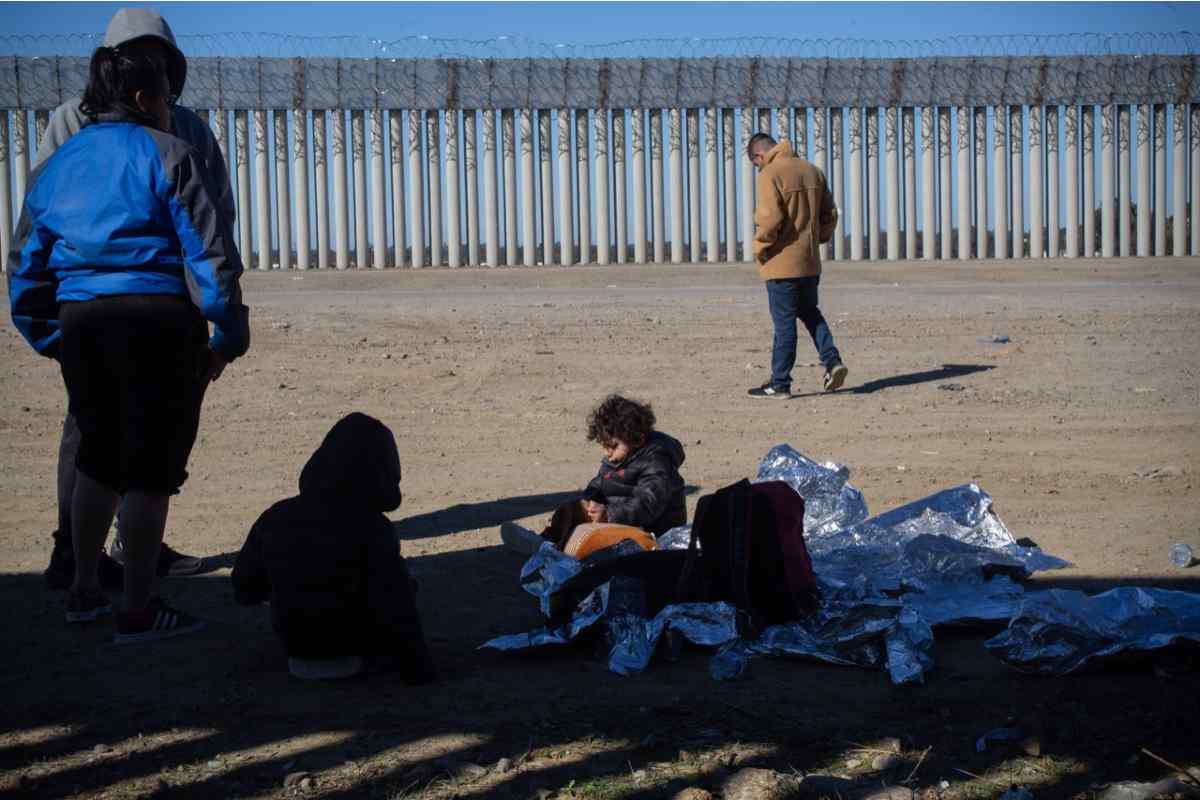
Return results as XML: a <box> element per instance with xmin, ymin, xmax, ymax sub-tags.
<box><xmin>752</xmin><ymin>141</ymin><xmax>838</xmax><ymax>281</ymax></box>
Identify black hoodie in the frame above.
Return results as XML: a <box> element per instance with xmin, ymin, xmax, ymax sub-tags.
<box><xmin>232</xmin><ymin>413</ymin><xmax>434</xmax><ymax>683</ymax></box>
<box><xmin>585</xmin><ymin>431</ymin><xmax>687</xmax><ymax>535</ymax></box>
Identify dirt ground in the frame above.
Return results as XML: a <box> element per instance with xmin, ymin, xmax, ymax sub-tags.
<box><xmin>2</xmin><ymin>257</ymin><xmax>1199</xmax><ymax>800</ymax></box>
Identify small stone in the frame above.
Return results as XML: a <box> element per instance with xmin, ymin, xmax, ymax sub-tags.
<box><xmin>871</xmin><ymin>752</ymin><xmax>904</xmax><ymax>772</ymax></box>
<box><xmin>299</xmin><ymin>777</ymin><xmax>314</xmax><ymax>791</ymax></box>
<box><xmin>672</xmin><ymin>789</ymin><xmax>714</xmax><ymax>800</ymax></box>
<box><xmin>459</xmin><ymin>763</ymin><xmax>488</xmax><ymax>780</ymax></box>
<box><xmin>632</xmin><ymin>769</ymin><xmax>648</xmax><ymax>782</ymax></box>
<box><xmin>383</xmin><ymin>353</ymin><xmax>391</xmax><ymax>359</ymax></box>
<box><xmin>494</xmin><ymin>757</ymin><xmax>513</xmax><ymax>773</ymax></box>
<box><xmin>1134</xmin><ymin>465</ymin><xmax>1184</xmax><ymax>479</ymax></box>
<box><xmin>721</xmin><ymin>767</ymin><xmax>792</xmax><ymax>800</ymax></box>
<box><xmin>207</xmin><ymin>759</ymin><xmax>222</xmax><ymax>768</ymax></box>
<box><xmin>93</xmin><ymin>743</ymin><xmax>111</xmax><ymax>754</ymax></box>
<box><xmin>859</xmin><ymin>786</ymin><xmax>917</xmax><ymax>800</ymax></box>
<box><xmin>880</xmin><ymin>736</ymin><xmax>903</xmax><ymax>753</ymax></box>
<box><xmin>938</xmin><ymin>382</ymin><xmax>966</xmax><ymax>392</ymax></box>
<box><xmin>283</xmin><ymin>771</ymin><xmax>309</xmax><ymax>787</ymax></box>
<box><xmin>845</xmin><ymin>758</ymin><xmax>862</xmax><ymax>768</ymax></box>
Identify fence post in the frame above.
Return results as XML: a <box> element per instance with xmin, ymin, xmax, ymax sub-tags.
<box><xmin>445</xmin><ymin>109</ymin><xmax>461</xmax><ymax>268</ymax></box>
<box><xmin>313</xmin><ymin>112</ymin><xmax>329</xmax><ymax>268</ymax></box>
<box><xmin>520</xmin><ymin>108</ymin><xmax>536</xmax><ymax>265</ymax></box>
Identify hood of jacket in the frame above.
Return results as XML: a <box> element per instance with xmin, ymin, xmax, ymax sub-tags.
<box><xmin>615</xmin><ymin>430</ymin><xmax>686</xmax><ymax>471</ymax></box>
<box><xmin>762</xmin><ymin>139</ymin><xmax>797</xmax><ymax>166</ymax></box>
<box><xmin>103</xmin><ymin>8</ymin><xmax>187</xmax><ymax>97</ymax></box>
<box><xmin>298</xmin><ymin>413</ymin><xmax>403</xmax><ymax>512</ymax></box>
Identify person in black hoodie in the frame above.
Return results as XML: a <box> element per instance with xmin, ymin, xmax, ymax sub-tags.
<box><xmin>539</xmin><ymin>395</ymin><xmax>687</xmax><ymax>550</ymax></box>
<box><xmin>232</xmin><ymin>413</ymin><xmax>435</xmax><ymax>683</ymax></box>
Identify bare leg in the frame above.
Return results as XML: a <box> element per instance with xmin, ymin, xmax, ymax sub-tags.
<box><xmin>119</xmin><ymin>491</ymin><xmax>169</xmax><ymax>611</ymax></box>
<box><xmin>70</xmin><ymin>471</ymin><xmax>118</xmax><ymax>593</ymax></box>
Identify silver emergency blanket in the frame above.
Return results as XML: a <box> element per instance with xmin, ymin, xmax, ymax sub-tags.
<box><xmin>518</xmin><ymin>541</ymin><xmax>582</xmax><ymax>617</ymax></box>
<box><xmin>482</xmin><ymin>583</ymin><xmax>609</xmax><ymax>651</ymax></box>
<box><xmin>484</xmin><ymin>445</ymin><xmax>1200</xmax><ymax>684</ymax></box>
<box><xmin>655</xmin><ymin>525</ymin><xmax>693</xmax><ymax>551</ymax></box>
<box><xmin>755</xmin><ymin>444</ymin><xmax>869</xmax><ymax>539</ymax></box>
<box><xmin>985</xmin><ymin>587</ymin><xmax>1200</xmax><ymax>674</ymax></box>
<box><xmin>608</xmin><ymin>602</ymin><xmax>740</xmax><ymax>675</ymax></box>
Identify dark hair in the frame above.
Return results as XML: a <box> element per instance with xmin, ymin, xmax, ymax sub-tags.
<box><xmin>747</xmin><ymin>132</ymin><xmax>775</xmax><ymax>159</ymax></box>
<box><xmin>80</xmin><ymin>42</ymin><xmax>168</xmax><ymax>123</ymax></box>
<box><xmin>587</xmin><ymin>394</ymin><xmax>656</xmax><ymax>446</ymax></box>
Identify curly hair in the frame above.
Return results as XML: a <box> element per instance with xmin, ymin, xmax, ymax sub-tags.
<box><xmin>586</xmin><ymin>394</ymin><xmax>656</xmax><ymax>446</ymax></box>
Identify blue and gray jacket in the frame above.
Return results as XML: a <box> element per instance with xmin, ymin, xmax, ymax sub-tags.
<box><xmin>8</xmin><ymin>111</ymin><xmax>249</xmax><ymax>361</ymax></box>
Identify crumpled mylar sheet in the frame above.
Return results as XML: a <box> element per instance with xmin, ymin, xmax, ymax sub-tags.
<box><xmin>985</xmin><ymin>587</ymin><xmax>1200</xmax><ymax>674</ymax></box>
<box><xmin>483</xmin><ymin>445</ymin><xmax>1196</xmax><ymax>682</ymax></box>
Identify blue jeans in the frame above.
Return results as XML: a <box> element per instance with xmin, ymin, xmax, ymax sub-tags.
<box><xmin>765</xmin><ymin>276</ymin><xmax>841</xmax><ymax>390</ymax></box>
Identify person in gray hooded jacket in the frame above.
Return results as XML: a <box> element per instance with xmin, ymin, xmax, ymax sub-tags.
<box><xmin>36</xmin><ymin>8</ymin><xmax>234</xmax><ymax>591</ymax></box>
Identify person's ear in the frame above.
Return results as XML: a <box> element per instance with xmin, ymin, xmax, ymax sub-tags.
<box><xmin>133</xmin><ymin>88</ymin><xmax>152</xmax><ymax>115</ymax></box>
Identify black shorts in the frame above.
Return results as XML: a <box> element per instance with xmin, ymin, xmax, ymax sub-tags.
<box><xmin>58</xmin><ymin>294</ymin><xmax>209</xmax><ymax>495</ymax></box>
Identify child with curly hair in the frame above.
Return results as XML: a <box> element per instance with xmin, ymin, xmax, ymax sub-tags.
<box><xmin>516</xmin><ymin>395</ymin><xmax>687</xmax><ymax>555</ymax></box>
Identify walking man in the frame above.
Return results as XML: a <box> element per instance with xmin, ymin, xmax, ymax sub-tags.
<box><xmin>34</xmin><ymin>8</ymin><xmax>235</xmax><ymax>588</ymax></box>
<box><xmin>745</xmin><ymin>133</ymin><xmax>848</xmax><ymax>398</ymax></box>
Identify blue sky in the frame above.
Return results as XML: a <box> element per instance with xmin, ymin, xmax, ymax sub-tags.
<box><xmin>1</xmin><ymin>2</ymin><xmax>1197</xmax><ymax>46</ymax></box>
<box><xmin>3</xmin><ymin>3</ymin><xmax>1199</xmax><ymax>256</ymax></box>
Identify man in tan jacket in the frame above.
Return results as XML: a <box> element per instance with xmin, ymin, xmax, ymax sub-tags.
<box><xmin>747</xmin><ymin>133</ymin><xmax>848</xmax><ymax>397</ymax></box>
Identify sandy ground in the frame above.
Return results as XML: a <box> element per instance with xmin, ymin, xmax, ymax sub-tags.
<box><xmin>1</xmin><ymin>257</ymin><xmax>1198</xmax><ymax>799</ymax></box>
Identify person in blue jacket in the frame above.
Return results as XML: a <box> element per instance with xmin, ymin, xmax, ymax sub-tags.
<box><xmin>7</xmin><ymin>40</ymin><xmax>250</xmax><ymax>643</ymax></box>
<box><xmin>34</xmin><ymin>8</ymin><xmax>229</xmax><ymax>590</ymax></box>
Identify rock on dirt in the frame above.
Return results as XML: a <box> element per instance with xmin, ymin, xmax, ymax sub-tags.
<box><xmin>1134</xmin><ymin>465</ymin><xmax>1185</xmax><ymax>479</ymax></box>
<box><xmin>671</xmin><ymin>788</ymin><xmax>714</xmax><ymax>800</ymax></box>
<box><xmin>1097</xmin><ymin>778</ymin><xmax>1200</xmax><ymax>800</ymax></box>
<box><xmin>283</xmin><ymin>771</ymin><xmax>309</xmax><ymax>787</ymax></box>
<box><xmin>858</xmin><ymin>786</ymin><xmax>918</xmax><ymax>800</ymax></box>
<box><xmin>721</xmin><ymin>767</ymin><xmax>796</xmax><ymax>800</ymax></box>
<box><xmin>871</xmin><ymin>752</ymin><xmax>904</xmax><ymax>772</ymax></box>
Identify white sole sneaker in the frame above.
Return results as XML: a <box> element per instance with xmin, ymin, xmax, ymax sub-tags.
<box><xmin>824</xmin><ymin>364</ymin><xmax>849</xmax><ymax>392</ymax></box>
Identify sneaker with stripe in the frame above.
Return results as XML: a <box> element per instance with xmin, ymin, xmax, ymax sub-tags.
<box><xmin>114</xmin><ymin>598</ymin><xmax>204</xmax><ymax>644</ymax></box>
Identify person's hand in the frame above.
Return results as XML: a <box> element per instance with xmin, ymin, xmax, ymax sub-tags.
<box><xmin>205</xmin><ymin>349</ymin><xmax>228</xmax><ymax>383</ymax></box>
<box><xmin>582</xmin><ymin>500</ymin><xmax>607</xmax><ymax>523</ymax></box>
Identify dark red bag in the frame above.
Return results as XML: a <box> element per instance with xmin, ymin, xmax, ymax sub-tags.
<box><xmin>678</xmin><ymin>479</ymin><xmax>817</xmax><ymax>627</ymax></box>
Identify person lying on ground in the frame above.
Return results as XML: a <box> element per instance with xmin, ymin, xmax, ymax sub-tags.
<box><xmin>540</xmin><ymin>394</ymin><xmax>687</xmax><ymax>550</ymax></box>
<box><xmin>232</xmin><ymin>413</ymin><xmax>436</xmax><ymax>683</ymax></box>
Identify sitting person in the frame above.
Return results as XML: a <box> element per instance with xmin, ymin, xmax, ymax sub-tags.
<box><xmin>232</xmin><ymin>413</ymin><xmax>435</xmax><ymax>683</ymax></box>
<box><xmin>540</xmin><ymin>394</ymin><xmax>687</xmax><ymax>550</ymax></box>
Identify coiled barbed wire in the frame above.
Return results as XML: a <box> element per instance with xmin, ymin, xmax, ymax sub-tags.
<box><xmin>1</xmin><ymin>30</ymin><xmax>1197</xmax><ymax>59</ymax></box>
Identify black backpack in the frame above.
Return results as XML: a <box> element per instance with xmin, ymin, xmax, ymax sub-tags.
<box><xmin>677</xmin><ymin>479</ymin><xmax>818</xmax><ymax>628</ymax></box>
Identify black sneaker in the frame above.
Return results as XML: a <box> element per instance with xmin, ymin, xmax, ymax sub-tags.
<box><xmin>747</xmin><ymin>383</ymin><xmax>791</xmax><ymax>399</ymax></box>
<box><xmin>65</xmin><ymin>588</ymin><xmax>112</xmax><ymax>624</ymax></box>
<box><xmin>110</xmin><ymin>537</ymin><xmax>203</xmax><ymax>577</ymax></box>
<box><xmin>45</xmin><ymin>540</ymin><xmax>125</xmax><ymax>591</ymax></box>
<box><xmin>823</xmin><ymin>362</ymin><xmax>849</xmax><ymax>392</ymax></box>
<box><xmin>113</xmin><ymin>598</ymin><xmax>205</xmax><ymax>645</ymax></box>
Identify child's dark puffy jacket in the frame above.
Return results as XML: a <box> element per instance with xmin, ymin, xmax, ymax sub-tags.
<box><xmin>232</xmin><ymin>413</ymin><xmax>434</xmax><ymax>684</ymax></box>
<box><xmin>585</xmin><ymin>431</ymin><xmax>687</xmax><ymax>535</ymax></box>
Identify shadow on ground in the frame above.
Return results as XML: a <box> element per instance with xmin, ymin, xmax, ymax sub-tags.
<box><xmin>790</xmin><ymin>363</ymin><xmax>996</xmax><ymax>399</ymax></box>
<box><xmin>393</xmin><ymin>486</ymin><xmax>703</xmax><ymax>540</ymax></box>
<box><xmin>3</xmin><ymin>513</ymin><xmax>1198</xmax><ymax>799</ymax></box>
